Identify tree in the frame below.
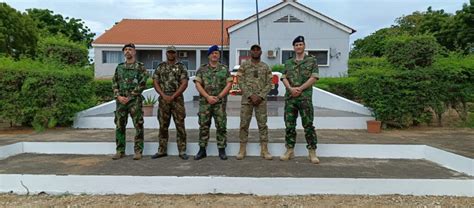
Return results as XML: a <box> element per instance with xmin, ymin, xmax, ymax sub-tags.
<box><xmin>395</xmin><ymin>7</ymin><xmax>450</xmax><ymax>36</ymax></box>
<box><xmin>350</xmin><ymin>28</ymin><xmax>406</xmax><ymax>58</ymax></box>
<box><xmin>351</xmin><ymin>2</ymin><xmax>473</xmax><ymax>57</ymax></box>
<box><xmin>26</xmin><ymin>8</ymin><xmax>95</xmax><ymax>48</ymax></box>
<box><xmin>0</xmin><ymin>3</ymin><xmax>38</xmax><ymax>59</ymax></box>
<box><xmin>446</xmin><ymin>2</ymin><xmax>474</xmax><ymax>53</ymax></box>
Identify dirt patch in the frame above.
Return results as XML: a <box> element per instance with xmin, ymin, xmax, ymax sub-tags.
<box><xmin>0</xmin><ymin>193</ymin><xmax>472</xmax><ymax>207</ymax></box>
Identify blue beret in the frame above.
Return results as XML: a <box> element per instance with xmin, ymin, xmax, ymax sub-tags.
<box><xmin>292</xmin><ymin>36</ymin><xmax>305</xmax><ymax>46</ymax></box>
<box><xmin>207</xmin><ymin>45</ymin><xmax>219</xmax><ymax>56</ymax></box>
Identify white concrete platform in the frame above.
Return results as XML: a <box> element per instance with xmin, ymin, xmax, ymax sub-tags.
<box><xmin>0</xmin><ymin>142</ymin><xmax>472</xmax><ymax>196</ymax></box>
<box><xmin>73</xmin><ymin>77</ymin><xmax>375</xmax><ymax>130</ymax></box>
<box><xmin>74</xmin><ymin>115</ymin><xmax>374</xmax><ymax>129</ymax></box>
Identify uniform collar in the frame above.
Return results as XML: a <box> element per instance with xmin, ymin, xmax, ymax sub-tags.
<box><xmin>208</xmin><ymin>62</ymin><xmax>220</xmax><ymax>70</ymax></box>
<box><xmin>292</xmin><ymin>54</ymin><xmax>308</xmax><ymax>65</ymax></box>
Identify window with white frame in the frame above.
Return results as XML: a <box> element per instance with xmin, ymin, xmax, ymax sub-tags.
<box><xmin>281</xmin><ymin>50</ymin><xmax>329</xmax><ymax>66</ymax></box>
<box><xmin>237</xmin><ymin>50</ymin><xmax>251</xmax><ymax>65</ymax></box>
<box><xmin>102</xmin><ymin>51</ymin><xmax>124</xmax><ymax>64</ymax></box>
<box><xmin>152</xmin><ymin>60</ymin><xmax>160</xmax><ymax>69</ymax></box>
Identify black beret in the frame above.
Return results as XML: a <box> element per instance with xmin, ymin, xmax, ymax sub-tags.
<box><xmin>292</xmin><ymin>36</ymin><xmax>305</xmax><ymax>46</ymax></box>
<box><xmin>122</xmin><ymin>43</ymin><xmax>135</xmax><ymax>51</ymax></box>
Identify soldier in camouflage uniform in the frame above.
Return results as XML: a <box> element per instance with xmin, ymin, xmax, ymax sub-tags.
<box><xmin>112</xmin><ymin>43</ymin><xmax>149</xmax><ymax>160</ymax></box>
<box><xmin>193</xmin><ymin>45</ymin><xmax>233</xmax><ymax>160</ymax></box>
<box><xmin>280</xmin><ymin>36</ymin><xmax>320</xmax><ymax>164</ymax></box>
<box><xmin>151</xmin><ymin>46</ymin><xmax>189</xmax><ymax>160</ymax></box>
<box><xmin>236</xmin><ymin>44</ymin><xmax>273</xmax><ymax>160</ymax></box>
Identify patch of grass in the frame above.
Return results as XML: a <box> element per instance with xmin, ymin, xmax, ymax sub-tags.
<box><xmin>462</xmin><ymin>112</ymin><xmax>474</xmax><ymax>128</ymax></box>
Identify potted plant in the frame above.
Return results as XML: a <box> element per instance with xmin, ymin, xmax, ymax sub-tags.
<box><xmin>143</xmin><ymin>95</ymin><xmax>157</xmax><ymax>116</ymax></box>
<box><xmin>366</xmin><ymin>111</ymin><xmax>382</xmax><ymax>133</ymax></box>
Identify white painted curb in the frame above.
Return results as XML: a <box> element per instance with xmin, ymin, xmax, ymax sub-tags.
<box><xmin>1</xmin><ymin>175</ymin><xmax>472</xmax><ymax>196</ymax></box>
<box><xmin>3</xmin><ymin>142</ymin><xmax>473</xmax><ymax>176</ymax></box>
<box><xmin>1</xmin><ymin>142</ymin><xmax>472</xmax><ymax>196</ymax></box>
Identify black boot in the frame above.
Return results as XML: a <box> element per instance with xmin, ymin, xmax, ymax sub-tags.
<box><xmin>151</xmin><ymin>152</ymin><xmax>167</xmax><ymax>159</ymax></box>
<box><xmin>194</xmin><ymin>147</ymin><xmax>207</xmax><ymax>160</ymax></box>
<box><xmin>179</xmin><ymin>153</ymin><xmax>189</xmax><ymax>160</ymax></box>
<box><xmin>218</xmin><ymin>148</ymin><xmax>227</xmax><ymax>160</ymax></box>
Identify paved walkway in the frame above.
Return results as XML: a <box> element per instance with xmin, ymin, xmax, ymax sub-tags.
<box><xmin>1</xmin><ymin>153</ymin><xmax>471</xmax><ymax>179</ymax></box>
<box><xmin>1</xmin><ymin>127</ymin><xmax>473</xmax><ymax>158</ymax></box>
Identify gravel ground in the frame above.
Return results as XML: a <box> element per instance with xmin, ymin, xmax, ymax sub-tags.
<box><xmin>1</xmin><ymin>193</ymin><xmax>473</xmax><ymax>208</ymax></box>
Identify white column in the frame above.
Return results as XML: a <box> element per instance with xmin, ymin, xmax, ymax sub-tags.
<box><xmin>195</xmin><ymin>49</ymin><xmax>201</xmax><ymax>69</ymax></box>
<box><xmin>161</xmin><ymin>49</ymin><xmax>166</xmax><ymax>62</ymax></box>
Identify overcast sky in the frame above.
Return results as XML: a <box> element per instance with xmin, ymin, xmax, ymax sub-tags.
<box><xmin>3</xmin><ymin>0</ymin><xmax>469</xmax><ymax>44</ymax></box>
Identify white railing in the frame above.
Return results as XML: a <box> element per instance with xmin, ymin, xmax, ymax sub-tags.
<box><xmin>188</xmin><ymin>70</ymin><xmax>197</xmax><ymax>77</ymax></box>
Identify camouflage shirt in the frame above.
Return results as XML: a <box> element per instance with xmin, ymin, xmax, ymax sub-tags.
<box><xmin>194</xmin><ymin>63</ymin><xmax>232</xmax><ymax>102</ymax></box>
<box><xmin>237</xmin><ymin>61</ymin><xmax>273</xmax><ymax>104</ymax></box>
<box><xmin>152</xmin><ymin>61</ymin><xmax>189</xmax><ymax>95</ymax></box>
<box><xmin>281</xmin><ymin>55</ymin><xmax>319</xmax><ymax>99</ymax></box>
<box><xmin>112</xmin><ymin>61</ymin><xmax>148</xmax><ymax>98</ymax></box>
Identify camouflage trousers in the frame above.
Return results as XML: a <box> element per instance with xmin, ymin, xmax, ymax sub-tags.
<box><xmin>198</xmin><ymin>101</ymin><xmax>227</xmax><ymax>148</ymax></box>
<box><xmin>114</xmin><ymin>97</ymin><xmax>144</xmax><ymax>154</ymax></box>
<box><xmin>284</xmin><ymin>98</ymin><xmax>317</xmax><ymax>149</ymax></box>
<box><xmin>157</xmin><ymin>95</ymin><xmax>187</xmax><ymax>154</ymax></box>
<box><xmin>239</xmin><ymin>101</ymin><xmax>268</xmax><ymax>143</ymax></box>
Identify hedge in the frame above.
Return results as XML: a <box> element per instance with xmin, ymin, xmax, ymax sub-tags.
<box><xmin>315</xmin><ymin>77</ymin><xmax>358</xmax><ymax>100</ymax></box>
<box><xmin>384</xmin><ymin>35</ymin><xmax>439</xmax><ymax>70</ymax></box>
<box><xmin>0</xmin><ymin>58</ymin><xmax>95</xmax><ymax>130</ymax></box>
<box><xmin>348</xmin><ymin>57</ymin><xmax>389</xmax><ymax>76</ymax></box>
<box><xmin>355</xmin><ymin>55</ymin><xmax>474</xmax><ymax>127</ymax></box>
<box><xmin>93</xmin><ymin>79</ymin><xmax>153</xmax><ymax>104</ymax></box>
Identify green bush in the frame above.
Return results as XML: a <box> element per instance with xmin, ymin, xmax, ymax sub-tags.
<box><xmin>430</xmin><ymin>55</ymin><xmax>474</xmax><ymax>123</ymax></box>
<box><xmin>0</xmin><ymin>58</ymin><xmax>95</xmax><ymax>131</ymax></box>
<box><xmin>271</xmin><ymin>64</ymin><xmax>285</xmax><ymax>73</ymax></box>
<box><xmin>37</xmin><ymin>35</ymin><xmax>89</xmax><ymax>67</ymax></box>
<box><xmin>315</xmin><ymin>77</ymin><xmax>358</xmax><ymax>100</ymax></box>
<box><xmin>348</xmin><ymin>57</ymin><xmax>389</xmax><ymax>76</ymax></box>
<box><xmin>93</xmin><ymin>78</ymin><xmax>153</xmax><ymax>104</ymax></box>
<box><xmin>355</xmin><ymin>55</ymin><xmax>474</xmax><ymax>127</ymax></box>
<box><xmin>93</xmin><ymin>79</ymin><xmax>114</xmax><ymax>104</ymax></box>
<box><xmin>384</xmin><ymin>35</ymin><xmax>439</xmax><ymax>69</ymax></box>
<box><xmin>356</xmin><ymin>68</ymin><xmax>433</xmax><ymax>127</ymax></box>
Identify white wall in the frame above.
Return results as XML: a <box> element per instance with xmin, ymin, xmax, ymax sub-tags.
<box><xmin>229</xmin><ymin>4</ymin><xmax>351</xmax><ymax>77</ymax></box>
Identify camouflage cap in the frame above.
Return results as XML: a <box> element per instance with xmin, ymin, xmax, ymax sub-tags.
<box><xmin>250</xmin><ymin>44</ymin><xmax>261</xmax><ymax>50</ymax></box>
<box><xmin>166</xmin><ymin>45</ymin><xmax>177</xmax><ymax>52</ymax></box>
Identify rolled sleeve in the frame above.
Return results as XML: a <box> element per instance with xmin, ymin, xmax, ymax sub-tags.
<box><xmin>180</xmin><ymin>65</ymin><xmax>189</xmax><ymax>81</ymax></box>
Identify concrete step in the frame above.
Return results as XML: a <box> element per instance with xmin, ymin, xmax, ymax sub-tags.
<box><xmin>75</xmin><ymin>100</ymin><xmax>373</xmax><ymax>129</ymax></box>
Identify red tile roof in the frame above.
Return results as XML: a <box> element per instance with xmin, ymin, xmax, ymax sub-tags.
<box><xmin>93</xmin><ymin>19</ymin><xmax>241</xmax><ymax>46</ymax></box>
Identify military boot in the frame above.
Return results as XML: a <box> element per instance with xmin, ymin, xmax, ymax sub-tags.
<box><xmin>218</xmin><ymin>148</ymin><xmax>228</xmax><ymax>160</ymax></box>
<box><xmin>151</xmin><ymin>148</ymin><xmax>167</xmax><ymax>159</ymax></box>
<box><xmin>308</xmin><ymin>149</ymin><xmax>320</xmax><ymax>164</ymax></box>
<box><xmin>133</xmin><ymin>152</ymin><xmax>142</xmax><ymax>160</ymax></box>
<box><xmin>179</xmin><ymin>152</ymin><xmax>189</xmax><ymax>160</ymax></box>
<box><xmin>112</xmin><ymin>152</ymin><xmax>125</xmax><ymax>160</ymax></box>
<box><xmin>260</xmin><ymin>142</ymin><xmax>272</xmax><ymax>160</ymax></box>
<box><xmin>194</xmin><ymin>147</ymin><xmax>207</xmax><ymax>160</ymax></box>
<box><xmin>236</xmin><ymin>143</ymin><xmax>247</xmax><ymax>160</ymax></box>
<box><xmin>279</xmin><ymin>148</ymin><xmax>294</xmax><ymax>161</ymax></box>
